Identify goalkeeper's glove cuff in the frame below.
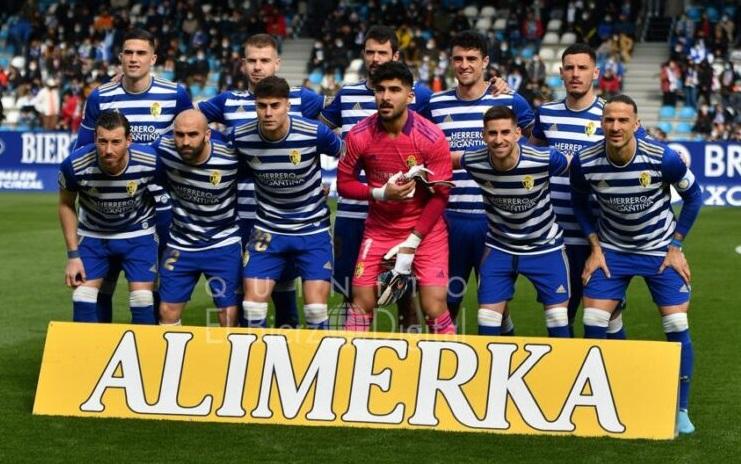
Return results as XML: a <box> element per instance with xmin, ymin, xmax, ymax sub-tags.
<box><xmin>394</xmin><ymin>252</ymin><xmax>414</xmax><ymax>275</ymax></box>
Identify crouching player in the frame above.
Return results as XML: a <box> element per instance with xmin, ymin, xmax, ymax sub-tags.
<box><xmin>233</xmin><ymin>76</ymin><xmax>344</xmax><ymax>329</ymax></box>
<box><xmin>571</xmin><ymin>95</ymin><xmax>702</xmax><ymax>433</ymax></box>
<box><xmin>453</xmin><ymin>106</ymin><xmax>571</xmax><ymax>337</ymax></box>
<box><xmin>337</xmin><ymin>61</ymin><xmax>455</xmax><ymax>334</ymax></box>
<box><xmin>154</xmin><ymin>110</ymin><xmax>241</xmax><ymax>327</ymax></box>
<box><xmin>58</xmin><ymin>110</ymin><xmax>158</xmax><ymax>323</ymax></box>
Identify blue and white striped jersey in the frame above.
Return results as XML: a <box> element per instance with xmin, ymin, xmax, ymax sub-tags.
<box><xmin>198</xmin><ymin>86</ymin><xmax>323</xmax><ymax>223</ymax></box>
<box><xmin>76</xmin><ymin>76</ymin><xmax>193</xmax><ymax>147</ymax></box>
<box><xmin>427</xmin><ymin>88</ymin><xmax>535</xmax><ymax>215</ymax></box>
<box><xmin>59</xmin><ymin>144</ymin><xmax>158</xmax><ymax>239</ymax></box>
<box><xmin>461</xmin><ymin>142</ymin><xmax>568</xmax><ymax>255</ymax></box>
<box><xmin>233</xmin><ymin>116</ymin><xmax>343</xmax><ymax>235</ymax></box>
<box><xmin>153</xmin><ymin>136</ymin><xmax>240</xmax><ymax>251</ymax></box>
<box><xmin>532</xmin><ymin>97</ymin><xmax>605</xmax><ymax>245</ymax></box>
<box><xmin>571</xmin><ymin>138</ymin><xmax>698</xmax><ymax>256</ymax></box>
<box><xmin>320</xmin><ymin>80</ymin><xmax>433</xmax><ymax>219</ymax></box>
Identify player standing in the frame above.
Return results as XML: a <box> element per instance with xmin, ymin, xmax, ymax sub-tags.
<box><xmin>337</xmin><ymin>61</ymin><xmax>455</xmax><ymax>334</ymax></box>
<box><xmin>198</xmin><ymin>33</ymin><xmax>324</xmax><ymax>329</ymax></box>
<box><xmin>59</xmin><ymin>110</ymin><xmax>158</xmax><ymax>324</ymax></box>
<box><xmin>571</xmin><ymin>95</ymin><xmax>702</xmax><ymax>434</ymax></box>
<box><xmin>154</xmin><ymin>110</ymin><xmax>241</xmax><ymax>327</ymax></box>
<box><xmin>233</xmin><ymin>76</ymin><xmax>343</xmax><ymax>329</ymax></box>
<box><xmin>75</xmin><ymin>29</ymin><xmax>192</xmax><ymax>322</ymax></box>
<box><xmin>320</xmin><ymin>26</ymin><xmax>432</xmax><ymax>331</ymax></box>
<box><xmin>453</xmin><ymin>106</ymin><xmax>571</xmax><ymax>336</ymax></box>
<box><xmin>425</xmin><ymin>30</ymin><xmax>535</xmax><ymax>330</ymax></box>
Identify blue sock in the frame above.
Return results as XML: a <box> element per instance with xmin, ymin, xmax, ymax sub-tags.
<box><xmin>479</xmin><ymin>325</ymin><xmax>501</xmax><ymax>336</ymax></box>
<box><xmin>73</xmin><ymin>287</ymin><xmax>99</xmax><ymax>322</ymax></box>
<box><xmin>447</xmin><ymin>301</ymin><xmax>462</xmax><ymax>321</ymax></box>
<box><xmin>607</xmin><ymin>310</ymin><xmax>627</xmax><ymax>340</ymax></box>
<box><xmin>129</xmin><ymin>290</ymin><xmax>155</xmax><ymax>324</ymax></box>
<box><xmin>666</xmin><ymin>329</ymin><xmax>693</xmax><ymax>410</ymax></box>
<box><xmin>152</xmin><ymin>290</ymin><xmax>161</xmax><ymax>323</ymax></box>
<box><xmin>584</xmin><ymin>324</ymin><xmax>608</xmax><ymax>338</ymax></box>
<box><xmin>272</xmin><ymin>288</ymin><xmax>299</xmax><ymax>328</ymax></box>
<box><xmin>97</xmin><ymin>290</ymin><xmax>114</xmax><ymax>323</ymax></box>
<box><xmin>548</xmin><ymin>326</ymin><xmax>571</xmax><ymax>337</ymax></box>
<box><xmin>606</xmin><ymin>326</ymin><xmax>627</xmax><ymax>340</ymax></box>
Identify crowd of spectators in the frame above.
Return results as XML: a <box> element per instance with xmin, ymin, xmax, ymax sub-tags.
<box><xmin>666</xmin><ymin>4</ymin><xmax>740</xmax><ymax>141</ymax></box>
<box><xmin>1</xmin><ymin>0</ymin><xmax>642</xmax><ymax>131</ymax></box>
<box><xmin>307</xmin><ymin>0</ymin><xmax>638</xmax><ymax>106</ymax></box>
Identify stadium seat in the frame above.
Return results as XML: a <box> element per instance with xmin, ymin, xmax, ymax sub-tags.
<box><xmin>686</xmin><ymin>6</ymin><xmax>702</xmax><ymax>22</ymax></box>
<box><xmin>659</xmin><ymin>106</ymin><xmax>676</xmax><ymax>119</ymax></box>
<box><xmin>547</xmin><ymin>19</ymin><xmax>562</xmax><ymax>32</ymax></box>
<box><xmin>203</xmin><ymin>85</ymin><xmax>217</xmax><ymax>98</ymax></box>
<box><xmin>309</xmin><ymin>69</ymin><xmax>322</xmax><ymax>85</ymax></box>
<box><xmin>474</xmin><ymin>17</ymin><xmax>492</xmax><ymax>32</ymax></box>
<box><xmin>480</xmin><ymin>6</ymin><xmax>496</xmax><ymax>18</ymax></box>
<box><xmin>347</xmin><ymin>58</ymin><xmax>363</xmax><ymax>72</ymax></box>
<box><xmin>658</xmin><ymin>121</ymin><xmax>673</xmax><ymax>134</ymax></box>
<box><xmin>679</xmin><ymin>106</ymin><xmax>697</xmax><ymax>120</ymax></box>
<box><xmin>550</xmin><ymin>61</ymin><xmax>562</xmax><ymax>74</ymax></box>
<box><xmin>463</xmin><ymin>5</ymin><xmax>478</xmax><ymax>20</ymax></box>
<box><xmin>706</xmin><ymin>7</ymin><xmax>719</xmax><ymax>23</ymax></box>
<box><xmin>520</xmin><ymin>46</ymin><xmax>535</xmax><ymax>60</ymax></box>
<box><xmin>190</xmin><ymin>84</ymin><xmax>202</xmax><ymax>99</ymax></box>
<box><xmin>160</xmin><ymin>70</ymin><xmax>175</xmax><ymax>81</ymax></box>
<box><xmin>723</xmin><ymin>6</ymin><xmax>736</xmax><ymax>18</ymax></box>
<box><xmin>547</xmin><ymin>75</ymin><xmax>562</xmax><ymax>88</ymax></box>
<box><xmin>560</xmin><ymin>32</ymin><xmax>576</xmax><ymax>45</ymax></box>
<box><xmin>675</xmin><ymin>122</ymin><xmax>693</xmax><ymax>134</ymax></box>
<box><xmin>493</xmin><ymin>18</ymin><xmax>507</xmax><ymax>31</ymax></box>
<box><xmin>542</xmin><ymin>32</ymin><xmax>559</xmax><ymax>45</ymax></box>
<box><xmin>539</xmin><ymin>47</ymin><xmax>555</xmax><ymax>60</ymax></box>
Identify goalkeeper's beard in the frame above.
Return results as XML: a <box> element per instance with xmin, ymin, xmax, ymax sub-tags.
<box><xmin>378</xmin><ymin>104</ymin><xmax>405</xmax><ymax>122</ymax></box>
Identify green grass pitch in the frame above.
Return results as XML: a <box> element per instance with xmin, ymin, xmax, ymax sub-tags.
<box><xmin>1</xmin><ymin>193</ymin><xmax>739</xmax><ymax>462</ymax></box>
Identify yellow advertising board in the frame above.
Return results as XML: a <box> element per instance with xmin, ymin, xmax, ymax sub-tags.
<box><xmin>34</xmin><ymin>322</ymin><xmax>680</xmax><ymax>439</ymax></box>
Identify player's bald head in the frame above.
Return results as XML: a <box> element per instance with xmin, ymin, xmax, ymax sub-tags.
<box><xmin>174</xmin><ymin>109</ymin><xmax>208</xmax><ymax>132</ymax></box>
<box><xmin>173</xmin><ymin>110</ymin><xmax>211</xmax><ymax>164</ymax></box>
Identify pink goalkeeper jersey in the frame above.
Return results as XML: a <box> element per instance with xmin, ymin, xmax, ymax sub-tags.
<box><xmin>337</xmin><ymin>111</ymin><xmax>452</xmax><ymax>235</ymax></box>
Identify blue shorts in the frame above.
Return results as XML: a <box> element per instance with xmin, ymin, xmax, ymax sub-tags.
<box><xmin>243</xmin><ymin>229</ymin><xmax>333</xmax><ymax>282</ymax></box>
<box><xmin>584</xmin><ymin>249</ymin><xmax>690</xmax><ymax>306</ymax></box>
<box><xmin>79</xmin><ymin>234</ymin><xmax>158</xmax><ymax>283</ymax></box>
<box><xmin>479</xmin><ymin>246</ymin><xmax>571</xmax><ymax>306</ymax></box>
<box><xmin>241</xmin><ymin>219</ymin><xmax>299</xmax><ymax>284</ymax></box>
<box><xmin>332</xmin><ymin>216</ymin><xmax>365</xmax><ymax>298</ymax></box>
<box><xmin>159</xmin><ymin>242</ymin><xmax>242</xmax><ymax>308</ymax></box>
<box><xmin>445</xmin><ymin>212</ymin><xmax>488</xmax><ymax>304</ymax></box>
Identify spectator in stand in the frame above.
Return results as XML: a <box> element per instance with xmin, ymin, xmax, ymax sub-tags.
<box><xmin>689</xmin><ymin>39</ymin><xmax>710</xmax><ymax>65</ymax></box>
<box><xmin>684</xmin><ymin>63</ymin><xmax>699</xmax><ymax>109</ymax></box>
<box><xmin>35</xmin><ymin>78</ymin><xmax>61</xmax><ymax>130</ymax></box>
<box><xmin>521</xmin><ymin>9</ymin><xmax>544</xmax><ymax>49</ymax></box>
<box><xmin>596</xmin><ymin>14</ymin><xmax>614</xmax><ymax>44</ymax></box>
<box><xmin>575</xmin><ymin>11</ymin><xmax>598</xmax><ymax>47</ymax></box>
<box><xmin>328</xmin><ymin>37</ymin><xmax>349</xmax><ymax>82</ymax></box>
<box><xmin>660</xmin><ymin>60</ymin><xmax>681</xmax><ymax>106</ymax></box>
<box><xmin>60</xmin><ymin>90</ymin><xmax>82</xmax><ymax>132</ymax></box>
<box><xmin>599</xmin><ymin>67</ymin><xmax>621</xmax><ymax>99</ymax></box>
<box><xmin>692</xmin><ymin>104</ymin><xmax>713</xmax><ymax>136</ymax></box>
<box><xmin>16</xmin><ymin>84</ymin><xmax>39</xmax><ymax>129</ymax></box>
<box><xmin>697</xmin><ymin>60</ymin><xmax>714</xmax><ymax>106</ymax></box>
<box><xmin>526</xmin><ymin>54</ymin><xmax>546</xmax><ymax>87</ymax></box>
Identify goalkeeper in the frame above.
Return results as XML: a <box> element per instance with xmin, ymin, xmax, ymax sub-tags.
<box><xmin>337</xmin><ymin>61</ymin><xmax>455</xmax><ymax>335</ymax></box>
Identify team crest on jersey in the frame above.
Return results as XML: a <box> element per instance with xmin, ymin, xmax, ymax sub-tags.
<box><xmin>289</xmin><ymin>149</ymin><xmax>301</xmax><ymax>165</ymax></box>
<box><xmin>150</xmin><ymin>102</ymin><xmax>162</xmax><ymax>118</ymax></box>
<box><xmin>406</xmin><ymin>155</ymin><xmax>418</xmax><ymax>168</ymax></box>
<box><xmin>585</xmin><ymin>121</ymin><xmax>597</xmax><ymax>136</ymax></box>
<box><xmin>210</xmin><ymin>170</ymin><xmax>222</xmax><ymax>186</ymax></box>
<box><xmin>354</xmin><ymin>262</ymin><xmax>364</xmax><ymax>278</ymax></box>
<box><xmin>639</xmin><ymin>171</ymin><xmax>651</xmax><ymax>188</ymax></box>
<box><xmin>522</xmin><ymin>175</ymin><xmax>535</xmax><ymax>191</ymax></box>
<box><xmin>126</xmin><ymin>181</ymin><xmax>138</xmax><ymax>196</ymax></box>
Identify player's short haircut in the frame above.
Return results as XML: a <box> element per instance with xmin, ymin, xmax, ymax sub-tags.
<box><xmin>245</xmin><ymin>33</ymin><xmax>279</xmax><ymax>51</ymax></box>
<box><xmin>122</xmin><ymin>29</ymin><xmax>155</xmax><ymax>50</ymax></box>
<box><xmin>605</xmin><ymin>94</ymin><xmax>639</xmax><ymax>115</ymax></box>
<box><xmin>364</xmin><ymin>25</ymin><xmax>399</xmax><ymax>53</ymax></box>
<box><xmin>254</xmin><ymin>75</ymin><xmax>290</xmax><ymax>99</ymax></box>
<box><xmin>371</xmin><ymin>61</ymin><xmax>414</xmax><ymax>88</ymax></box>
<box><xmin>450</xmin><ymin>30</ymin><xmax>489</xmax><ymax>57</ymax></box>
<box><xmin>561</xmin><ymin>43</ymin><xmax>597</xmax><ymax>64</ymax></box>
<box><xmin>95</xmin><ymin>110</ymin><xmax>131</xmax><ymax>138</ymax></box>
<box><xmin>483</xmin><ymin>106</ymin><xmax>517</xmax><ymax>126</ymax></box>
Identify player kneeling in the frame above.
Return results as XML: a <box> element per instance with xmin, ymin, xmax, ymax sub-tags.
<box><xmin>338</xmin><ymin>61</ymin><xmax>456</xmax><ymax>334</ymax></box>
